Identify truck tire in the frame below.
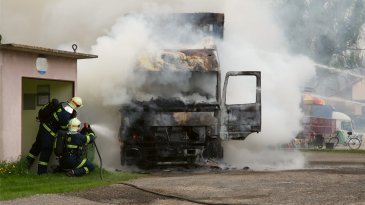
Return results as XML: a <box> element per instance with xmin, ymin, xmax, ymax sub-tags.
<box><xmin>121</xmin><ymin>145</ymin><xmax>126</xmax><ymax>166</ymax></box>
<box><xmin>203</xmin><ymin>139</ymin><xmax>223</xmax><ymax>159</ymax></box>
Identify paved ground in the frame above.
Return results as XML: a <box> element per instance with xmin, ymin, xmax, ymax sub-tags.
<box><xmin>2</xmin><ymin>151</ymin><xmax>365</xmax><ymax>205</ymax></box>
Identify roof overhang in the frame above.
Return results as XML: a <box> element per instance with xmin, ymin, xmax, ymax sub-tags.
<box><xmin>0</xmin><ymin>43</ymin><xmax>98</xmax><ymax>59</ymax></box>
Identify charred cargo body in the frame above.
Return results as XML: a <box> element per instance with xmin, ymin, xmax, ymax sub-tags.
<box><xmin>119</xmin><ymin>13</ymin><xmax>262</xmax><ymax>168</ymax></box>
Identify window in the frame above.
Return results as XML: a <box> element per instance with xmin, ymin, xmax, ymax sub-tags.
<box><xmin>226</xmin><ymin>75</ymin><xmax>257</xmax><ymax>105</ymax></box>
<box><xmin>37</xmin><ymin>85</ymin><xmax>50</xmax><ymax>106</ymax></box>
<box><xmin>341</xmin><ymin>121</ymin><xmax>353</xmax><ymax>132</ymax></box>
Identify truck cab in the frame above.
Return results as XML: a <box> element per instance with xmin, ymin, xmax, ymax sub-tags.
<box><xmin>332</xmin><ymin>111</ymin><xmax>353</xmax><ymax>133</ymax></box>
<box><xmin>118</xmin><ymin>13</ymin><xmax>261</xmax><ymax>167</ymax></box>
<box><xmin>119</xmin><ymin>48</ymin><xmax>261</xmax><ymax>167</ymax></box>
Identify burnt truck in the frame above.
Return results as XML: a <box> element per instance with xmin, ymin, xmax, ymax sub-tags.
<box><xmin>119</xmin><ymin>13</ymin><xmax>261</xmax><ymax>168</ymax></box>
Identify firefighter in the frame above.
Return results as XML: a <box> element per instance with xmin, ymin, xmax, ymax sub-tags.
<box><xmin>25</xmin><ymin>97</ymin><xmax>83</xmax><ymax>174</ymax></box>
<box><xmin>59</xmin><ymin>118</ymin><xmax>96</xmax><ymax>177</ymax></box>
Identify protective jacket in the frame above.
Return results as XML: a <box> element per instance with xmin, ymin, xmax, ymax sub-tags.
<box><xmin>60</xmin><ymin>130</ymin><xmax>96</xmax><ymax>176</ymax></box>
<box><xmin>26</xmin><ymin>102</ymin><xmax>76</xmax><ymax>174</ymax></box>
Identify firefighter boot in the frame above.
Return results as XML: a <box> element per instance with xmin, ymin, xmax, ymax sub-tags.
<box><xmin>66</xmin><ymin>170</ymin><xmax>76</xmax><ymax>177</ymax></box>
<box><xmin>25</xmin><ymin>154</ymin><xmax>36</xmax><ymax>169</ymax></box>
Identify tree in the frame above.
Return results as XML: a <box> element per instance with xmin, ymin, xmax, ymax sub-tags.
<box><xmin>274</xmin><ymin>0</ymin><xmax>365</xmax><ymax>69</ymax></box>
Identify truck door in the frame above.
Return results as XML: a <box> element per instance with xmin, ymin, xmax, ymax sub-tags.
<box><xmin>220</xmin><ymin>71</ymin><xmax>261</xmax><ymax>140</ymax></box>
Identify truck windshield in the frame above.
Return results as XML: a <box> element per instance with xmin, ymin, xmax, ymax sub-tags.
<box><xmin>341</xmin><ymin>121</ymin><xmax>353</xmax><ymax>132</ymax></box>
<box><xmin>135</xmin><ymin>71</ymin><xmax>218</xmax><ymax>104</ymax></box>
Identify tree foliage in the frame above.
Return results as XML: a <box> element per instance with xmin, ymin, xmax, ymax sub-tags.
<box><xmin>274</xmin><ymin>0</ymin><xmax>365</xmax><ymax>69</ymax></box>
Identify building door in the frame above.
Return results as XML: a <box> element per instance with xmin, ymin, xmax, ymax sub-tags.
<box><xmin>21</xmin><ymin>78</ymin><xmax>74</xmax><ymax>155</ymax></box>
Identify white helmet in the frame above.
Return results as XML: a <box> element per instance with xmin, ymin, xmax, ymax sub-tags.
<box><xmin>68</xmin><ymin>118</ymin><xmax>81</xmax><ymax>132</ymax></box>
<box><xmin>67</xmin><ymin>97</ymin><xmax>83</xmax><ymax>110</ymax></box>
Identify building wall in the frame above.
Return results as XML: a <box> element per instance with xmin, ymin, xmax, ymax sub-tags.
<box><xmin>352</xmin><ymin>79</ymin><xmax>365</xmax><ymax>100</ymax></box>
<box><xmin>352</xmin><ymin>79</ymin><xmax>365</xmax><ymax>116</ymax></box>
<box><xmin>0</xmin><ymin>51</ymin><xmax>3</xmax><ymax>160</ymax></box>
<box><xmin>352</xmin><ymin>78</ymin><xmax>365</xmax><ymax>132</ymax></box>
<box><xmin>0</xmin><ymin>50</ymin><xmax>77</xmax><ymax>161</ymax></box>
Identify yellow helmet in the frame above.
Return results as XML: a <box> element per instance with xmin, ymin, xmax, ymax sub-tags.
<box><xmin>68</xmin><ymin>118</ymin><xmax>81</xmax><ymax>132</ymax></box>
<box><xmin>67</xmin><ymin>97</ymin><xmax>83</xmax><ymax>110</ymax></box>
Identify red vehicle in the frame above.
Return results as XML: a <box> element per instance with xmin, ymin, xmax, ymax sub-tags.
<box><xmin>296</xmin><ymin>94</ymin><xmax>337</xmax><ymax>148</ymax></box>
<box><xmin>300</xmin><ymin>116</ymin><xmax>336</xmax><ymax>147</ymax></box>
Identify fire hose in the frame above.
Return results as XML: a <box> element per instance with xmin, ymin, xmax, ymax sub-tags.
<box><xmin>93</xmin><ymin>141</ymin><xmax>103</xmax><ymax>180</ymax></box>
<box><xmin>118</xmin><ymin>182</ymin><xmax>246</xmax><ymax>205</ymax></box>
<box><xmin>84</xmin><ymin>123</ymin><xmax>103</xmax><ymax>180</ymax></box>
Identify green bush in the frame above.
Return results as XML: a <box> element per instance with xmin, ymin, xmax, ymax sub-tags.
<box><xmin>0</xmin><ymin>157</ymin><xmax>30</xmax><ymax>176</ymax></box>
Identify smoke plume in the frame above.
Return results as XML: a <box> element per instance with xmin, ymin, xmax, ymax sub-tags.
<box><xmin>1</xmin><ymin>0</ymin><xmax>316</xmax><ymax>170</ymax></box>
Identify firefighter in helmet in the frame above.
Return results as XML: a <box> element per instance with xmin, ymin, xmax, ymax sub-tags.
<box><xmin>59</xmin><ymin>118</ymin><xmax>96</xmax><ymax>177</ymax></box>
<box><xmin>25</xmin><ymin>97</ymin><xmax>83</xmax><ymax>174</ymax></box>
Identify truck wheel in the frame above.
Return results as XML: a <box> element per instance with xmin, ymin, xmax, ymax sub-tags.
<box><xmin>121</xmin><ymin>146</ymin><xmax>136</xmax><ymax>166</ymax></box>
<box><xmin>136</xmin><ymin>160</ymin><xmax>154</xmax><ymax>169</ymax></box>
<box><xmin>187</xmin><ymin>156</ymin><xmax>197</xmax><ymax>164</ymax></box>
<box><xmin>204</xmin><ymin>139</ymin><xmax>223</xmax><ymax>159</ymax></box>
<box><xmin>120</xmin><ymin>145</ymin><xmax>126</xmax><ymax>166</ymax></box>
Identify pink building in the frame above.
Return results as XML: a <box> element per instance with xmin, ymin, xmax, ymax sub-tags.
<box><xmin>0</xmin><ymin>43</ymin><xmax>97</xmax><ymax>161</ymax></box>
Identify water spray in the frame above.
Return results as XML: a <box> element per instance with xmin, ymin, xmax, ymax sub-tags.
<box><xmin>315</xmin><ymin>64</ymin><xmax>365</xmax><ymax>79</ymax></box>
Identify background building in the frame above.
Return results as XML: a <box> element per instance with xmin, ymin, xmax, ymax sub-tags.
<box><xmin>308</xmin><ymin>65</ymin><xmax>365</xmax><ymax>132</ymax></box>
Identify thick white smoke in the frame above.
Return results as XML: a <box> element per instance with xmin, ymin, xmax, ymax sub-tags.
<box><xmin>79</xmin><ymin>1</ymin><xmax>315</xmax><ymax>170</ymax></box>
<box><xmin>1</xmin><ymin>0</ymin><xmax>316</xmax><ymax>170</ymax></box>
<box><xmin>217</xmin><ymin>1</ymin><xmax>314</xmax><ymax>169</ymax></box>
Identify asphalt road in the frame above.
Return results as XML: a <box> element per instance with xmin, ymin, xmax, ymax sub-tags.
<box><xmin>2</xmin><ymin>151</ymin><xmax>365</xmax><ymax>205</ymax></box>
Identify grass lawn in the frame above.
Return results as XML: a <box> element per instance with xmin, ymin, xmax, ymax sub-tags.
<box><xmin>300</xmin><ymin>148</ymin><xmax>365</xmax><ymax>154</ymax></box>
<box><xmin>0</xmin><ymin>159</ymin><xmax>144</xmax><ymax>201</ymax></box>
<box><xmin>2</xmin><ymin>149</ymin><xmax>363</xmax><ymax>201</ymax></box>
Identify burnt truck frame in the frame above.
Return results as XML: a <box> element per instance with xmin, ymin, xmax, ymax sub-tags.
<box><xmin>119</xmin><ymin>49</ymin><xmax>261</xmax><ymax>168</ymax></box>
